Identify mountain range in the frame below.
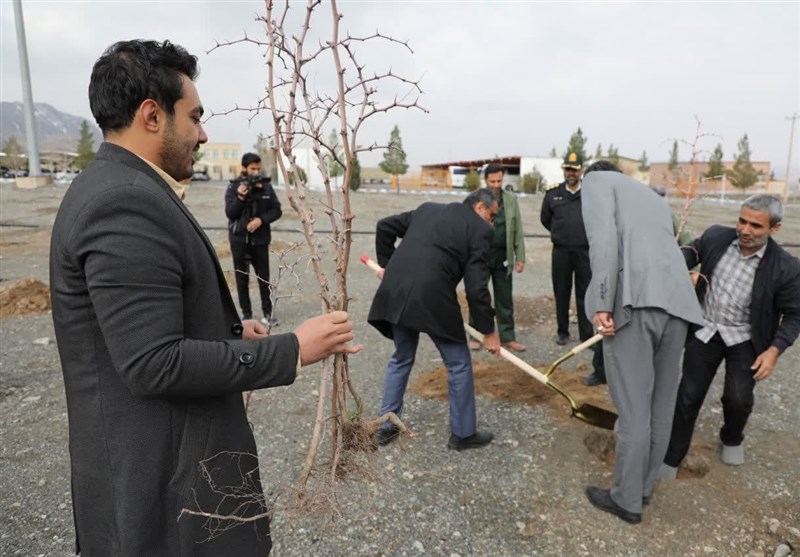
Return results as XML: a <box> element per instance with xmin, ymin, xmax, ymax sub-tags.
<box><xmin>0</xmin><ymin>102</ymin><xmax>102</xmax><ymax>152</ymax></box>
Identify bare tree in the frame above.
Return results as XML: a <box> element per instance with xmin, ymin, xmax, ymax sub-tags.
<box><xmin>661</xmin><ymin>117</ymin><xmax>720</xmax><ymax>243</ymax></box>
<box><xmin>208</xmin><ymin>0</ymin><xmax>426</xmax><ymax>507</ymax></box>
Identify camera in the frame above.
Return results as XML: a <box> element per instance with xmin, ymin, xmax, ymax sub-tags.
<box><xmin>232</xmin><ymin>174</ymin><xmax>269</xmax><ymax>196</ymax></box>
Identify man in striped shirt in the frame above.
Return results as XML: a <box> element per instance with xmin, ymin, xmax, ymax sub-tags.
<box><xmin>661</xmin><ymin>194</ymin><xmax>800</xmax><ymax>475</ymax></box>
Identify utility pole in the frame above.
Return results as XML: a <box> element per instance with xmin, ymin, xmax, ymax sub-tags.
<box><xmin>13</xmin><ymin>0</ymin><xmax>41</xmax><ymax>177</ymax></box>
<box><xmin>784</xmin><ymin>113</ymin><xmax>799</xmax><ymax>205</ymax></box>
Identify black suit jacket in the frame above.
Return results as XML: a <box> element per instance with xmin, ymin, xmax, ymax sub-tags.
<box><xmin>684</xmin><ymin>225</ymin><xmax>800</xmax><ymax>354</ymax></box>
<box><xmin>50</xmin><ymin>143</ymin><xmax>299</xmax><ymax>556</ymax></box>
<box><xmin>368</xmin><ymin>202</ymin><xmax>495</xmax><ymax>343</ymax></box>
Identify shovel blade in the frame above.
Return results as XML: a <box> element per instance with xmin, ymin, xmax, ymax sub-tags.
<box><xmin>574</xmin><ymin>403</ymin><xmax>618</xmax><ymax>430</ymax></box>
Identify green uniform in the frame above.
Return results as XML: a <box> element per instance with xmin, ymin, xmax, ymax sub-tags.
<box><xmin>469</xmin><ymin>189</ymin><xmax>526</xmax><ymax>342</ymax></box>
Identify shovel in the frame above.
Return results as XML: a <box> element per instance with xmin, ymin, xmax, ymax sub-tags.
<box><xmin>464</xmin><ymin>324</ymin><xmax>617</xmax><ymax>430</ymax></box>
<box><xmin>359</xmin><ymin>254</ymin><xmax>616</xmax><ymax>429</ymax></box>
<box><xmin>545</xmin><ymin>333</ymin><xmax>603</xmax><ymax>378</ymax></box>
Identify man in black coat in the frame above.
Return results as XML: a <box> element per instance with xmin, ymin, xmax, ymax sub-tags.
<box><xmin>368</xmin><ymin>189</ymin><xmax>500</xmax><ymax>450</ymax></box>
<box><xmin>50</xmin><ymin>39</ymin><xmax>359</xmax><ymax>556</ymax></box>
<box><xmin>225</xmin><ymin>152</ymin><xmax>282</xmax><ymax>325</ymax></box>
<box><xmin>661</xmin><ymin>194</ymin><xmax>800</xmax><ymax>476</ymax></box>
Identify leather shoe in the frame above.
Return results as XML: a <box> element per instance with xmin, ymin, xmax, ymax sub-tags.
<box><xmin>555</xmin><ymin>333</ymin><xmax>569</xmax><ymax>346</ymax></box>
<box><xmin>581</xmin><ymin>372</ymin><xmax>607</xmax><ymax>387</ymax></box>
<box><xmin>502</xmin><ymin>340</ymin><xmax>526</xmax><ymax>352</ymax></box>
<box><xmin>468</xmin><ymin>340</ymin><xmax>481</xmax><ymax>351</ymax></box>
<box><xmin>376</xmin><ymin>427</ymin><xmax>400</xmax><ymax>447</ymax></box>
<box><xmin>585</xmin><ymin>486</ymin><xmax>642</xmax><ymax>524</ymax></box>
<box><xmin>447</xmin><ymin>431</ymin><xmax>494</xmax><ymax>451</ymax></box>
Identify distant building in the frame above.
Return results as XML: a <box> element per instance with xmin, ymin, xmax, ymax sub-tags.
<box><xmin>194</xmin><ymin>142</ymin><xmax>242</xmax><ymax>180</ymax></box>
<box><xmin>421</xmin><ymin>156</ymin><xmax>521</xmax><ymax>190</ymax></box>
<box><xmin>360</xmin><ymin>166</ymin><xmax>392</xmax><ymax>185</ymax></box>
<box><xmin>420</xmin><ymin>154</ymin><xmax>646</xmax><ymax>192</ymax></box>
<box><xmin>648</xmin><ymin>160</ymin><xmax>771</xmax><ymax>197</ymax></box>
<box><xmin>275</xmin><ymin>147</ymin><xmax>325</xmax><ymax>190</ymax></box>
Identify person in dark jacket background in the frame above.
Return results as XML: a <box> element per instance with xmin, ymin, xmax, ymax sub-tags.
<box><xmin>368</xmin><ymin>189</ymin><xmax>500</xmax><ymax>451</ymax></box>
<box><xmin>540</xmin><ymin>152</ymin><xmax>605</xmax><ymax>385</ymax></box>
<box><xmin>661</xmin><ymin>194</ymin><xmax>800</xmax><ymax>475</ymax></box>
<box><xmin>225</xmin><ymin>152</ymin><xmax>282</xmax><ymax>326</ymax></box>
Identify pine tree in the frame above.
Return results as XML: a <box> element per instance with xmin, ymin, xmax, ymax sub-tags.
<box><xmin>348</xmin><ymin>155</ymin><xmax>361</xmax><ymax>191</ymax></box>
<box><xmin>668</xmin><ymin>140</ymin><xmax>679</xmax><ymax>171</ymax></box>
<box><xmin>606</xmin><ymin>144</ymin><xmax>619</xmax><ymax>165</ymax></box>
<box><xmin>705</xmin><ymin>143</ymin><xmax>725</xmax><ymax>179</ymax></box>
<box><xmin>379</xmin><ymin>125</ymin><xmax>408</xmax><ymax>191</ymax></box>
<box><xmin>1</xmin><ymin>136</ymin><xmax>24</xmax><ymax>171</ymax></box>
<box><xmin>463</xmin><ymin>169</ymin><xmax>481</xmax><ymax>191</ymax></box>
<box><xmin>73</xmin><ymin>120</ymin><xmax>96</xmax><ymax>171</ymax></box>
<box><xmin>521</xmin><ymin>167</ymin><xmax>546</xmax><ymax>194</ymax></box>
<box><xmin>326</xmin><ymin>129</ymin><xmax>344</xmax><ymax>186</ymax></box>
<box><xmin>563</xmin><ymin>127</ymin><xmax>588</xmax><ymax>161</ymax></box>
<box><xmin>638</xmin><ymin>150</ymin><xmax>650</xmax><ymax>171</ymax></box>
<box><xmin>594</xmin><ymin>144</ymin><xmax>603</xmax><ymax>159</ymax></box>
<box><xmin>549</xmin><ymin>146</ymin><xmax>557</xmax><ymax>157</ymax></box>
<box><xmin>728</xmin><ymin>134</ymin><xmax>760</xmax><ymax>190</ymax></box>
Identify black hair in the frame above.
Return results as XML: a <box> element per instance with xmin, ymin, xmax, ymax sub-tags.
<box><xmin>584</xmin><ymin>160</ymin><xmax>622</xmax><ymax>175</ymax></box>
<box><xmin>464</xmin><ymin>188</ymin><xmax>497</xmax><ymax>208</ymax></box>
<box><xmin>483</xmin><ymin>163</ymin><xmax>505</xmax><ymax>178</ymax></box>
<box><xmin>241</xmin><ymin>152</ymin><xmax>262</xmax><ymax>167</ymax></box>
<box><xmin>89</xmin><ymin>40</ymin><xmax>199</xmax><ymax>135</ymax></box>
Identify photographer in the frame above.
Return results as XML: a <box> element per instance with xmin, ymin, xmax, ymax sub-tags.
<box><xmin>225</xmin><ymin>152</ymin><xmax>282</xmax><ymax>326</ymax></box>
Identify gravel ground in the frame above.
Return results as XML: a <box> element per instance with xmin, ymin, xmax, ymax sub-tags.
<box><xmin>1</xmin><ymin>180</ymin><xmax>799</xmax><ymax>556</ymax></box>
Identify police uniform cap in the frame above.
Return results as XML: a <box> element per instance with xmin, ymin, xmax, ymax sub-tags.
<box><xmin>561</xmin><ymin>151</ymin><xmax>584</xmax><ymax>170</ymax></box>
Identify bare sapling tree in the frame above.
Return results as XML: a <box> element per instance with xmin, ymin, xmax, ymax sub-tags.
<box><xmin>661</xmin><ymin>116</ymin><xmax>720</xmax><ymax>243</ymax></box>
<box><xmin>241</xmin><ymin>241</ymin><xmax>305</xmax><ymax>413</ymax></box>
<box><xmin>659</xmin><ymin>116</ymin><xmax>718</xmax><ymax>287</ymax></box>
<box><xmin>209</xmin><ymin>0</ymin><xmax>427</xmax><ymax>507</ymax></box>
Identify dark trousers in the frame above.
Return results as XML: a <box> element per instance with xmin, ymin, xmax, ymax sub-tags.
<box><xmin>231</xmin><ymin>240</ymin><xmax>272</xmax><ymax>319</ymax></box>
<box><xmin>551</xmin><ymin>245</ymin><xmax>592</xmax><ymax>339</ymax></box>
<box><xmin>551</xmin><ymin>245</ymin><xmax>604</xmax><ymax>377</ymax></box>
<box><xmin>468</xmin><ymin>256</ymin><xmax>516</xmax><ymax>343</ymax></box>
<box><xmin>664</xmin><ymin>333</ymin><xmax>757</xmax><ymax>467</ymax></box>
<box><xmin>379</xmin><ymin>323</ymin><xmax>477</xmax><ymax>438</ymax></box>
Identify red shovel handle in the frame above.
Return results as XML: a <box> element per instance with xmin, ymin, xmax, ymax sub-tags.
<box><xmin>360</xmin><ymin>254</ymin><xmax>382</xmax><ymax>273</ymax></box>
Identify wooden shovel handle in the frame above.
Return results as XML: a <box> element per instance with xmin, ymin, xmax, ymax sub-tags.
<box><xmin>570</xmin><ymin>334</ymin><xmax>603</xmax><ymax>356</ymax></box>
<box><xmin>464</xmin><ymin>323</ymin><xmax>549</xmax><ymax>385</ymax></box>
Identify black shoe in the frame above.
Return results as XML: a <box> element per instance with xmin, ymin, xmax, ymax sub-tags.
<box><xmin>447</xmin><ymin>431</ymin><xmax>494</xmax><ymax>451</ymax></box>
<box><xmin>556</xmin><ymin>333</ymin><xmax>569</xmax><ymax>346</ymax></box>
<box><xmin>581</xmin><ymin>373</ymin><xmax>607</xmax><ymax>387</ymax></box>
<box><xmin>585</xmin><ymin>486</ymin><xmax>642</xmax><ymax>524</ymax></box>
<box><xmin>376</xmin><ymin>427</ymin><xmax>400</xmax><ymax>447</ymax></box>
<box><xmin>642</xmin><ymin>495</ymin><xmax>651</xmax><ymax>506</ymax></box>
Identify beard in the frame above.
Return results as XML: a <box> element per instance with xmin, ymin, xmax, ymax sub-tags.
<box><xmin>160</xmin><ymin>118</ymin><xmax>196</xmax><ymax>182</ymax></box>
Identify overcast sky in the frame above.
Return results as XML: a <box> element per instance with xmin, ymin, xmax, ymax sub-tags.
<box><xmin>1</xmin><ymin>1</ymin><xmax>798</xmax><ymax>180</ymax></box>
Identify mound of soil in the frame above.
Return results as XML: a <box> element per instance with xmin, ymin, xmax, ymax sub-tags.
<box><xmin>411</xmin><ymin>359</ymin><xmax>712</xmax><ymax>478</ymax></box>
<box><xmin>409</xmin><ymin>358</ymin><xmax>614</xmax><ymax>425</ymax></box>
<box><xmin>0</xmin><ymin>278</ymin><xmax>51</xmax><ymax>317</ymax></box>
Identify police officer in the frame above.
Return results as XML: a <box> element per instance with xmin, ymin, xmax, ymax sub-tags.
<box><xmin>540</xmin><ymin>152</ymin><xmax>605</xmax><ymax>385</ymax></box>
<box><xmin>225</xmin><ymin>152</ymin><xmax>282</xmax><ymax>326</ymax></box>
